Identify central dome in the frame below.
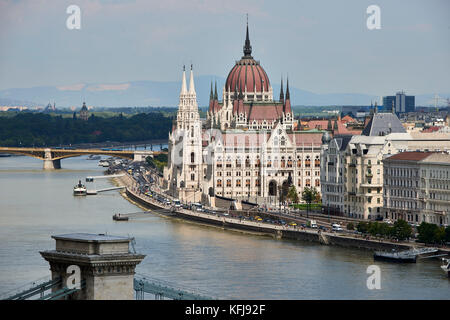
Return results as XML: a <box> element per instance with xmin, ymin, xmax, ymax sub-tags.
<box><xmin>224</xmin><ymin>23</ymin><xmax>271</xmax><ymax>96</ymax></box>
<box><xmin>225</xmin><ymin>59</ymin><xmax>270</xmax><ymax>93</ymax></box>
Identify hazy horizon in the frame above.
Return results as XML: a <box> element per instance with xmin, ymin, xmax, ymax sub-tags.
<box><xmin>1</xmin><ymin>0</ymin><xmax>449</xmax><ymax>97</ymax></box>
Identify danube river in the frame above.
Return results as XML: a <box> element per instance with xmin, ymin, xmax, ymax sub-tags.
<box><xmin>0</xmin><ymin>155</ymin><xmax>448</xmax><ymax>299</ymax></box>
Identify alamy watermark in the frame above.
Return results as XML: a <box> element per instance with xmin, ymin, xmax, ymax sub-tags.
<box><xmin>66</xmin><ymin>5</ymin><xmax>81</xmax><ymax>30</ymax></box>
<box><xmin>366</xmin><ymin>265</ymin><xmax>381</xmax><ymax>290</ymax></box>
<box><xmin>366</xmin><ymin>5</ymin><xmax>381</xmax><ymax>30</ymax></box>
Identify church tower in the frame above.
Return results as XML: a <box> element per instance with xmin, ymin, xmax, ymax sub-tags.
<box><xmin>170</xmin><ymin>65</ymin><xmax>203</xmax><ymax>202</ymax></box>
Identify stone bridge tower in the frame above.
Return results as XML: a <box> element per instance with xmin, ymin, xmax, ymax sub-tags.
<box><xmin>40</xmin><ymin>233</ymin><xmax>145</xmax><ymax>300</ymax></box>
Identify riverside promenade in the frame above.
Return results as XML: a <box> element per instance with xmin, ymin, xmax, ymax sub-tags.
<box><xmin>113</xmin><ymin>172</ymin><xmax>450</xmax><ymax>255</ymax></box>
<box><xmin>114</xmin><ymin>173</ymin><xmax>449</xmax><ymax>253</ymax></box>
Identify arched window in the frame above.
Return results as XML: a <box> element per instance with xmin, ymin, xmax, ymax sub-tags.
<box><xmin>191</xmin><ymin>173</ymin><xmax>195</xmax><ymax>181</ymax></box>
<box><xmin>191</xmin><ymin>152</ymin><xmax>195</xmax><ymax>163</ymax></box>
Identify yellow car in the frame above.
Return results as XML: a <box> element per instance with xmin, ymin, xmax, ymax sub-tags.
<box><xmin>289</xmin><ymin>222</ymin><xmax>297</xmax><ymax>226</ymax></box>
<box><xmin>255</xmin><ymin>216</ymin><xmax>263</xmax><ymax>221</ymax></box>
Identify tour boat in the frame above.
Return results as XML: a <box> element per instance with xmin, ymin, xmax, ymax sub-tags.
<box><xmin>73</xmin><ymin>180</ymin><xmax>87</xmax><ymax>196</ymax></box>
<box><xmin>441</xmin><ymin>258</ymin><xmax>450</xmax><ymax>277</ymax></box>
<box><xmin>87</xmin><ymin>155</ymin><xmax>101</xmax><ymax>160</ymax></box>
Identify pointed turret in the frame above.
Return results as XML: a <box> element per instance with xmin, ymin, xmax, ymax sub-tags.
<box><xmin>279</xmin><ymin>77</ymin><xmax>284</xmax><ymax>103</ymax></box>
<box><xmin>243</xmin><ymin>15</ymin><xmax>252</xmax><ymax>58</ymax></box>
<box><xmin>285</xmin><ymin>77</ymin><xmax>290</xmax><ymax>101</ymax></box>
<box><xmin>333</xmin><ymin>117</ymin><xmax>339</xmax><ymax>134</ymax></box>
<box><xmin>327</xmin><ymin>119</ymin><xmax>333</xmax><ymax>131</ymax></box>
<box><xmin>188</xmin><ymin>64</ymin><xmax>195</xmax><ymax>94</ymax></box>
<box><xmin>210</xmin><ymin>81</ymin><xmax>213</xmax><ymax>101</ymax></box>
<box><xmin>214</xmin><ymin>81</ymin><xmax>218</xmax><ymax>100</ymax></box>
<box><xmin>180</xmin><ymin>65</ymin><xmax>187</xmax><ymax>94</ymax></box>
<box><xmin>284</xmin><ymin>77</ymin><xmax>292</xmax><ymax>114</ymax></box>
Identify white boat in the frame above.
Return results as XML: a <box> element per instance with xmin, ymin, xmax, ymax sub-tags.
<box><xmin>441</xmin><ymin>258</ymin><xmax>450</xmax><ymax>277</ymax></box>
<box><xmin>73</xmin><ymin>180</ymin><xmax>87</xmax><ymax>196</ymax></box>
<box><xmin>98</xmin><ymin>160</ymin><xmax>109</xmax><ymax>167</ymax></box>
<box><xmin>87</xmin><ymin>155</ymin><xmax>101</xmax><ymax>160</ymax></box>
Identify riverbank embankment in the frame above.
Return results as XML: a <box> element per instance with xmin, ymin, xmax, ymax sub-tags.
<box><xmin>110</xmin><ymin>172</ymin><xmax>450</xmax><ymax>254</ymax></box>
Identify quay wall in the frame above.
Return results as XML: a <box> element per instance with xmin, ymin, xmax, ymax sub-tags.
<box><xmin>115</xmin><ymin>173</ymin><xmax>448</xmax><ymax>254</ymax></box>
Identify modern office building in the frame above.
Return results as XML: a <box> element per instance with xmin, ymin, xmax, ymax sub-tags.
<box><xmin>383</xmin><ymin>91</ymin><xmax>415</xmax><ymax>114</ymax></box>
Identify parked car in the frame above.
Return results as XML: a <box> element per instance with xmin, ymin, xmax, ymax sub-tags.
<box><xmin>319</xmin><ymin>226</ymin><xmax>327</xmax><ymax>231</ymax></box>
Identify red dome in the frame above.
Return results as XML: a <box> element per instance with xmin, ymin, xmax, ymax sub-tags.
<box><xmin>225</xmin><ymin>59</ymin><xmax>270</xmax><ymax>93</ymax></box>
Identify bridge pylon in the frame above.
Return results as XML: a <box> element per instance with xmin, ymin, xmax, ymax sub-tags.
<box><xmin>40</xmin><ymin>233</ymin><xmax>145</xmax><ymax>300</ymax></box>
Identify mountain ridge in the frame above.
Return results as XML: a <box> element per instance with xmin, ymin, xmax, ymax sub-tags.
<box><xmin>0</xmin><ymin>76</ymin><xmax>447</xmax><ymax>108</ymax></box>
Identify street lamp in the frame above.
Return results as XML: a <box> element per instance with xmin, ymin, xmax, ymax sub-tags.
<box><xmin>328</xmin><ymin>201</ymin><xmax>330</xmax><ymax>223</ymax></box>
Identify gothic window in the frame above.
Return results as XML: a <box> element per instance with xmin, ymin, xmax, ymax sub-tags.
<box><xmin>226</xmin><ymin>179</ymin><xmax>231</xmax><ymax>187</ymax></box>
<box><xmin>191</xmin><ymin>152</ymin><xmax>195</xmax><ymax>163</ymax></box>
<box><xmin>314</xmin><ymin>156</ymin><xmax>320</xmax><ymax>168</ymax></box>
<box><xmin>191</xmin><ymin>173</ymin><xmax>195</xmax><ymax>181</ymax></box>
<box><xmin>305</xmin><ymin>156</ymin><xmax>311</xmax><ymax>168</ymax></box>
<box><xmin>236</xmin><ymin>179</ymin><xmax>241</xmax><ymax>187</ymax></box>
<box><xmin>217</xmin><ymin>179</ymin><xmax>222</xmax><ymax>187</ymax></box>
<box><xmin>281</xmin><ymin>137</ymin><xmax>286</xmax><ymax>146</ymax></box>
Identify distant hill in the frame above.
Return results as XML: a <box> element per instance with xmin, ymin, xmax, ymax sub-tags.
<box><xmin>0</xmin><ymin>77</ymin><xmax>448</xmax><ymax>108</ymax></box>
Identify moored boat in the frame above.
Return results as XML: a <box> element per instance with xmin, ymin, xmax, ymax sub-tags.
<box><xmin>441</xmin><ymin>258</ymin><xmax>450</xmax><ymax>277</ymax></box>
<box><xmin>113</xmin><ymin>213</ymin><xmax>129</xmax><ymax>221</ymax></box>
<box><xmin>374</xmin><ymin>247</ymin><xmax>439</xmax><ymax>263</ymax></box>
<box><xmin>98</xmin><ymin>160</ymin><xmax>110</xmax><ymax>167</ymax></box>
<box><xmin>73</xmin><ymin>180</ymin><xmax>87</xmax><ymax>196</ymax></box>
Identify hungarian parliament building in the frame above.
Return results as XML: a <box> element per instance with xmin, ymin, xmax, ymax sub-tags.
<box><xmin>163</xmin><ymin>23</ymin><xmax>323</xmax><ymax>207</ymax></box>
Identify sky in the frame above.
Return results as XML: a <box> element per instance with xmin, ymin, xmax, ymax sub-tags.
<box><xmin>0</xmin><ymin>0</ymin><xmax>449</xmax><ymax>96</ymax></box>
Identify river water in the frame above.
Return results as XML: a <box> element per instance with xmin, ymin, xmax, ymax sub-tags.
<box><xmin>0</xmin><ymin>155</ymin><xmax>448</xmax><ymax>299</ymax></box>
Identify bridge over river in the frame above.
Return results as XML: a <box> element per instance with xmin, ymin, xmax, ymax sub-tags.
<box><xmin>0</xmin><ymin>147</ymin><xmax>166</xmax><ymax>169</ymax></box>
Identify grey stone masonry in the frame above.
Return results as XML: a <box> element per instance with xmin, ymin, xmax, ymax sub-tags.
<box><xmin>40</xmin><ymin>233</ymin><xmax>145</xmax><ymax>300</ymax></box>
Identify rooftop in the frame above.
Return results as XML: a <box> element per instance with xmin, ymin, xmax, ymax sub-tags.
<box><xmin>361</xmin><ymin>112</ymin><xmax>406</xmax><ymax>136</ymax></box>
<box><xmin>384</xmin><ymin>151</ymin><xmax>435</xmax><ymax>162</ymax></box>
<box><xmin>52</xmin><ymin>233</ymin><xmax>131</xmax><ymax>243</ymax></box>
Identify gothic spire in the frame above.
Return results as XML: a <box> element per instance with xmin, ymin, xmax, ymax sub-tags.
<box><xmin>210</xmin><ymin>81</ymin><xmax>213</xmax><ymax>101</ymax></box>
<box><xmin>243</xmin><ymin>15</ymin><xmax>252</xmax><ymax>58</ymax></box>
<box><xmin>180</xmin><ymin>65</ymin><xmax>187</xmax><ymax>94</ymax></box>
<box><xmin>214</xmin><ymin>81</ymin><xmax>218</xmax><ymax>100</ymax></box>
<box><xmin>285</xmin><ymin>76</ymin><xmax>290</xmax><ymax>100</ymax></box>
<box><xmin>280</xmin><ymin>76</ymin><xmax>284</xmax><ymax>103</ymax></box>
<box><xmin>188</xmin><ymin>64</ymin><xmax>195</xmax><ymax>94</ymax></box>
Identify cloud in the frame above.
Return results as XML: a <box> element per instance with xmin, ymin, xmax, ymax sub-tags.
<box><xmin>57</xmin><ymin>83</ymin><xmax>86</xmax><ymax>91</ymax></box>
<box><xmin>86</xmin><ymin>83</ymin><xmax>130</xmax><ymax>91</ymax></box>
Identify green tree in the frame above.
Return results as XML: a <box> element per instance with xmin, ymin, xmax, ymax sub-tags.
<box><xmin>392</xmin><ymin>219</ymin><xmax>412</xmax><ymax>241</ymax></box>
<box><xmin>435</xmin><ymin>226</ymin><xmax>446</xmax><ymax>244</ymax></box>
<box><xmin>357</xmin><ymin>221</ymin><xmax>369</xmax><ymax>234</ymax></box>
<box><xmin>445</xmin><ymin>226</ymin><xmax>450</xmax><ymax>243</ymax></box>
<box><xmin>302</xmin><ymin>187</ymin><xmax>318</xmax><ymax>216</ymax></box>
<box><xmin>287</xmin><ymin>185</ymin><xmax>299</xmax><ymax>204</ymax></box>
<box><xmin>347</xmin><ymin>222</ymin><xmax>355</xmax><ymax>231</ymax></box>
<box><xmin>417</xmin><ymin>222</ymin><xmax>440</xmax><ymax>244</ymax></box>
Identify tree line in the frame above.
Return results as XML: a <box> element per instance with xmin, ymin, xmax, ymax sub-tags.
<box><xmin>0</xmin><ymin>112</ymin><xmax>173</xmax><ymax>147</ymax></box>
<box><xmin>351</xmin><ymin>220</ymin><xmax>450</xmax><ymax>243</ymax></box>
